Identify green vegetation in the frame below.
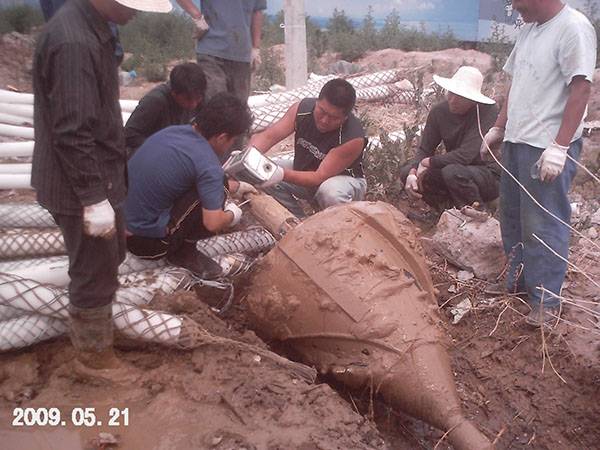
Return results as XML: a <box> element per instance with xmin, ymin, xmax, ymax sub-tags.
<box><xmin>119</xmin><ymin>12</ymin><xmax>195</xmax><ymax>82</ymax></box>
<box><xmin>0</xmin><ymin>4</ymin><xmax>43</xmax><ymax>34</ymax></box>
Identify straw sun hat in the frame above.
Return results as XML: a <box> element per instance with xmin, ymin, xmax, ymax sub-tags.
<box><xmin>114</xmin><ymin>0</ymin><xmax>173</xmax><ymax>13</ymax></box>
<box><xmin>432</xmin><ymin>66</ymin><xmax>495</xmax><ymax>104</ymax></box>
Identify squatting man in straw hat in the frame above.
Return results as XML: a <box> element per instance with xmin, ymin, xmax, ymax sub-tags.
<box><xmin>480</xmin><ymin>0</ymin><xmax>596</xmax><ymax>327</ymax></box>
<box><xmin>400</xmin><ymin>66</ymin><xmax>500</xmax><ymax>216</ymax></box>
<box><xmin>31</xmin><ymin>0</ymin><xmax>173</xmax><ymax>381</ymax></box>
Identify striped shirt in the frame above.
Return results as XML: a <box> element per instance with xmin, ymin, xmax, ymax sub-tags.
<box><xmin>32</xmin><ymin>0</ymin><xmax>127</xmax><ymax>215</ymax></box>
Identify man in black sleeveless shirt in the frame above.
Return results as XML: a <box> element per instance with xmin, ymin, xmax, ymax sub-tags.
<box><xmin>249</xmin><ymin>79</ymin><xmax>367</xmax><ymax>218</ymax></box>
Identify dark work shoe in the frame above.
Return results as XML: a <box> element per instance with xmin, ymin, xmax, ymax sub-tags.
<box><xmin>167</xmin><ymin>249</ymin><xmax>223</xmax><ymax>280</ymax></box>
<box><xmin>525</xmin><ymin>304</ymin><xmax>560</xmax><ymax>327</ymax></box>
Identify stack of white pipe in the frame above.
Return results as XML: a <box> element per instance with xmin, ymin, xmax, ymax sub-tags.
<box><xmin>0</xmin><ymin>68</ymin><xmax>415</xmax><ymax>189</ymax></box>
<box><xmin>0</xmin><ymin>269</ymin><xmax>194</xmax><ymax>350</ymax></box>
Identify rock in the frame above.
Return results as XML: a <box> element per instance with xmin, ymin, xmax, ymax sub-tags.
<box><xmin>591</xmin><ymin>207</ymin><xmax>600</xmax><ymax>225</ymax></box>
<box><xmin>327</xmin><ymin>60</ymin><xmax>363</xmax><ymax>75</ymax></box>
<box><xmin>433</xmin><ymin>208</ymin><xmax>505</xmax><ymax>281</ymax></box>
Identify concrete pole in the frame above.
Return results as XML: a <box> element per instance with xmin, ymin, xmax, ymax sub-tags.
<box><xmin>283</xmin><ymin>0</ymin><xmax>308</xmax><ymax>89</ymax></box>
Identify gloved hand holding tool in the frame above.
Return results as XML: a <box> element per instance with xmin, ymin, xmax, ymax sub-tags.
<box><xmin>404</xmin><ymin>172</ymin><xmax>422</xmax><ymax>199</ymax></box>
<box><xmin>224</xmin><ymin>202</ymin><xmax>243</xmax><ymax>227</ymax></box>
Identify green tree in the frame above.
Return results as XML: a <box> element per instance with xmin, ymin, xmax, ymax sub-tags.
<box><xmin>379</xmin><ymin>9</ymin><xmax>402</xmax><ymax>49</ymax></box>
<box><xmin>326</xmin><ymin>9</ymin><xmax>355</xmax><ymax>34</ymax></box>
<box><xmin>360</xmin><ymin>6</ymin><xmax>378</xmax><ymax>50</ymax></box>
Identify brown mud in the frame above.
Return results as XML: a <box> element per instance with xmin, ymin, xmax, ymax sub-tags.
<box><xmin>0</xmin><ymin>32</ymin><xmax>599</xmax><ymax>449</ymax></box>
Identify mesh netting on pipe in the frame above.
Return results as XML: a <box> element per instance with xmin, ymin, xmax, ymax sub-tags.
<box><xmin>356</xmin><ymin>84</ymin><xmax>414</xmax><ymax>104</ymax></box>
<box><xmin>0</xmin><ymin>268</ymin><xmax>190</xmax><ymax>321</ymax></box>
<box><xmin>0</xmin><ymin>255</ymin><xmax>67</xmax><ymax>272</ymax></box>
<box><xmin>197</xmin><ymin>227</ymin><xmax>276</xmax><ymax>258</ymax></box>
<box><xmin>0</xmin><ymin>203</ymin><xmax>56</xmax><ymax>228</ymax></box>
<box><xmin>346</xmin><ymin>69</ymin><xmax>401</xmax><ymax>89</ymax></box>
<box><xmin>0</xmin><ymin>229</ymin><xmax>65</xmax><ymax>259</ymax></box>
<box><xmin>251</xmin><ymin>102</ymin><xmax>295</xmax><ymax>134</ymax></box>
<box><xmin>0</xmin><ymin>314</ymin><xmax>68</xmax><ymax>351</ymax></box>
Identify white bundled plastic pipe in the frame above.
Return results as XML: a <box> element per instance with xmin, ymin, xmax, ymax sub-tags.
<box><xmin>0</xmin><ymin>89</ymin><xmax>138</xmax><ymax>113</ymax></box>
<box><xmin>0</xmin><ymin>255</ymin><xmax>67</xmax><ymax>273</ymax></box>
<box><xmin>346</xmin><ymin>68</ymin><xmax>401</xmax><ymax>89</ymax></box>
<box><xmin>0</xmin><ymin>268</ymin><xmax>189</xmax><ymax>321</ymax></box>
<box><xmin>197</xmin><ymin>228</ymin><xmax>276</xmax><ymax>258</ymax></box>
<box><xmin>0</xmin><ymin>102</ymin><xmax>33</xmax><ymax>119</ymax></box>
<box><xmin>356</xmin><ymin>84</ymin><xmax>414</xmax><ymax>104</ymax></box>
<box><xmin>0</xmin><ymin>229</ymin><xmax>65</xmax><ymax>258</ymax></box>
<box><xmin>251</xmin><ymin>102</ymin><xmax>292</xmax><ymax>134</ymax></box>
<box><xmin>0</xmin><ymin>89</ymin><xmax>33</xmax><ymax>104</ymax></box>
<box><xmin>0</xmin><ymin>253</ymin><xmax>167</xmax><ymax>287</ymax></box>
<box><xmin>0</xmin><ymin>141</ymin><xmax>34</xmax><ymax>157</ymax></box>
<box><xmin>0</xmin><ymin>203</ymin><xmax>56</xmax><ymax>228</ymax></box>
<box><xmin>0</xmin><ymin>173</ymin><xmax>31</xmax><ymax>189</ymax></box>
<box><xmin>257</xmin><ymin>75</ymin><xmax>336</xmax><ymax>107</ymax></box>
<box><xmin>0</xmin><ymin>163</ymin><xmax>31</xmax><ymax>174</ymax></box>
<box><xmin>0</xmin><ymin>112</ymin><xmax>33</xmax><ymax>127</ymax></box>
<box><xmin>0</xmin><ymin>314</ymin><xmax>67</xmax><ymax>351</ymax></box>
<box><xmin>0</xmin><ymin>272</ymin><xmax>192</xmax><ymax>350</ymax></box>
<box><xmin>0</xmin><ymin>123</ymin><xmax>34</xmax><ymax>140</ymax></box>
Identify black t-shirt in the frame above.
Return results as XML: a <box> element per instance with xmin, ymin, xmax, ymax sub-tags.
<box><xmin>293</xmin><ymin>98</ymin><xmax>366</xmax><ymax>178</ymax></box>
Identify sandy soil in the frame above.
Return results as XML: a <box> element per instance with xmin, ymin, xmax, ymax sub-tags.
<box><xmin>1</xmin><ymin>30</ymin><xmax>599</xmax><ymax>449</ymax></box>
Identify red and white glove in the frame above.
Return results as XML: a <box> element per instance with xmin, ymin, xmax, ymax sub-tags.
<box><xmin>404</xmin><ymin>173</ymin><xmax>422</xmax><ymax>199</ymax></box>
<box><xmin>192</xmin><ymin>16</ymin><xmax>209</xmax><ymax>40</ymax></box>
<box><xmin>534</xmin><ymin>142</ymin><xmax>569</xmax><ymax>183</ymax></box>
<box><xmin>259</xmin><ymin>165</ymin><xmax>284</xmax><ymax>189</ymax></box>
<box><xmin>83</xmin><ymin>199</ymin><xmax>116</xmax><ymax>239</ymax></box>
<box><xmin>251</xmin><ymin>48</ymin><xmax>262</xmax><ymax>72</ymax></box>
<box><xmin>480</xmin><ymin>126</ymin><xmax>505</xmax><ymax>161</ymax></box>
<box><xmin>224</xmin><ymin>202</ymin><xmax>242</xmax><ymax>227</ymax></box>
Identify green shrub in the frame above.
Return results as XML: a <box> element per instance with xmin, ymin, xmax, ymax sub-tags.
<box><xmin>0</xmin><ymin>4</ymin><xmax>44</xmax><ymax>34</ymax></box>
<box><xmin>119</xmin><ymin>12</ymin><xmax>193</xmax><ymax>76</ymax></box>
<box><xmin>252</xmin><ymin>47</ymin><xmax>284</xmax><ymax>92</ymax></box>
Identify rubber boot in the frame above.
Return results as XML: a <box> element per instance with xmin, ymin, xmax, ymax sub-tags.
<box><xmin>68</xmin><ymin>303</ymin><xmax>140</xmax><ymax>384</ymax></box>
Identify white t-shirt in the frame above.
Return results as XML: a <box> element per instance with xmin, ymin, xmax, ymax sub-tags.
<box><xmin>503</xmin><ymin>5</ymin><xmax>596</xmax><ymax>148</ymax></box>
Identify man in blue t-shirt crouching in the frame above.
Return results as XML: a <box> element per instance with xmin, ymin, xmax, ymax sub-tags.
<box><xmin>124</xmin><ymin>93</ymin><xmax>254</xmax><ymax>279</ymax></box>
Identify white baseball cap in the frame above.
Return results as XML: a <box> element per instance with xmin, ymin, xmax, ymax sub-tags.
<box><xmin>433</xmin><ymin>66</ymin><xmax>495</xmax><ymax>105</ymax></box>
<box><xmin>114</xmin><ymin>0</ymin><xmax>173</xmax><ymax>13</ymax></box>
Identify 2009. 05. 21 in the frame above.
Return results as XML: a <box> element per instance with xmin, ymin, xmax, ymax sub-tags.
<box><xmin>12</xmin><ymin>407</ymin><xmax>129</xmax><ymax>427</ymax></box>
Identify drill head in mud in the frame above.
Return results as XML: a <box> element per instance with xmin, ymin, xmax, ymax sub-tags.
<box><xmin>245</xmin><ymin>201</ymin><xmax>492</xmax><ymax>450</ymax></box>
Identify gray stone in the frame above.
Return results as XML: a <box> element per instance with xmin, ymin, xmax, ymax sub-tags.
<box><xmin>433</xmin><ymin>209</ymin><xmax>505</xmax><ymax>281</ymax></box>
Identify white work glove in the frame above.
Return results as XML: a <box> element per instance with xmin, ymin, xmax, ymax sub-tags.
<box><xmin>192</xmin><ymin>16</ymin><xmax>209</xmax><ymax>40</ymax></box>
<box><xmin>404</xmin><ymin>173</ymin><xmax>422</xmax><ymax>199</ymax></box>
<box><xmin>480</xmin><ymin>126</ymin><xmax>505</xmax><ymax>161</ymax></box>
<box><xmin>416</xmin><ymin>161</ymin><xmax>428</xmax><ymax>178</ymax></box>
<box><xmin>251</xmin><ymin>48</ymin><xmax>262</xmax><ymax>72</ymax></box>
<box><xmin>83</xmin><ymin>199</ymin><xmax>116</xmax><ymax>239</ymax></box>
<box><xmin>224</xmin><ymin>202</ymin><xmax>242</xmax><ymax>227</ymax></box>
<box><xmin>532</xmin><ymin>142</ymin><xmax>569</xmax><ymax>183</ymax></box>
<box><xmin>258</xmin><ymin>165</ymin><xmax>284</xmax><ymax>189</ymax></box>
<box><xmin>234</xmin><ymin>181</ymin><xmax>258</xmax><ymax>199</ymax></box>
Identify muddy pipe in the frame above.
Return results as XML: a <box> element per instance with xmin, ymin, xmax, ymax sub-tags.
<box><xmin>245</xmin><ymin>200</ymin><xmax>492</xmax><ymax>450</ymax></box>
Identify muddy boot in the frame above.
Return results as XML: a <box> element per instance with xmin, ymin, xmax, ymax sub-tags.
<box><xmin>68</xmin><ymin>303</ymin><xmax>140</xmax><ymax>385</ymax></box>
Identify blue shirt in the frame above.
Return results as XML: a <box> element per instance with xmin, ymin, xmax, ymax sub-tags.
<box><xmin>125</xmin><ymin>125</ymin><xmax>225</xmax><ymax>238</ymax></box>
<box><xmin>196</xmin><ymin>0</ymin><xmax>267</xmax><ymax>63</ymax></box>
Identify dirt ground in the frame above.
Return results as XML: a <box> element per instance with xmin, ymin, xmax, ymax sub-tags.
<box><xmin>1</xmin><ymin>30</ymin><xmax>600</xmax><ymax>449</ymax></box>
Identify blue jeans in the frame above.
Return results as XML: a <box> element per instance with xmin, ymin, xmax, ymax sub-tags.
<box><xmin>263</xmin><ymin>158</ymin><xmax>367</xmax><ymax>218</ymax></box>
<box><xmin>499</xmin><ymin>139</ymin><xmax>581</xmax><ymax>307</ymax></box>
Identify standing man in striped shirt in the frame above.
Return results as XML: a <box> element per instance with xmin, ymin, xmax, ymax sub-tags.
<box><xmin>31</xmin><ymin>0</ymin><xmax>173</xmax><ymax>380</ymax></box>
